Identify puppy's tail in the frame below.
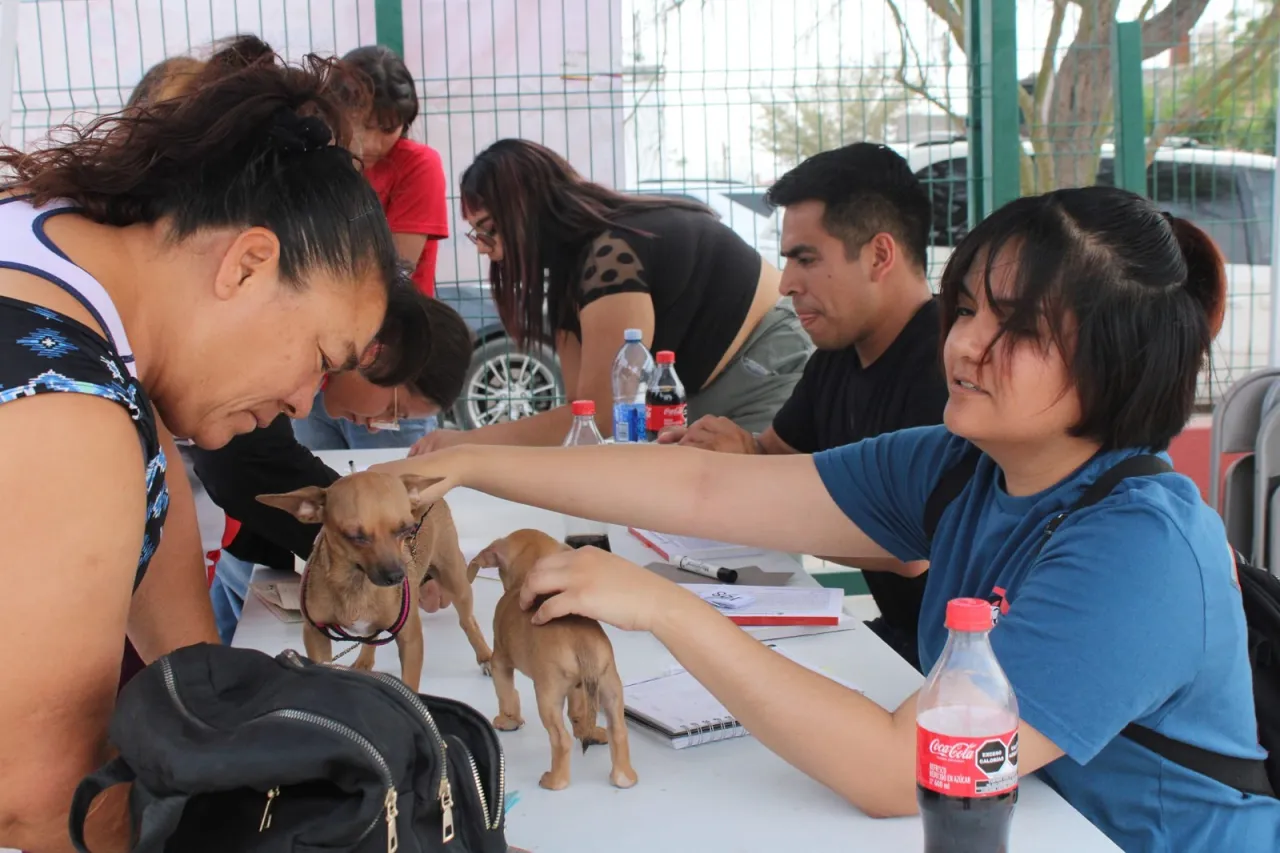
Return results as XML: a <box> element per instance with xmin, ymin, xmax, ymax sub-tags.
<box><xmin>575</xmin><ymin>645</ymin><xmax>606</xmax><ymax>754</ymax></box>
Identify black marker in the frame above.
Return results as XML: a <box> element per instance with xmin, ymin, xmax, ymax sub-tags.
<box><xmin>675</xmin><ymin>556</ymin><xmax>739</xmax><ymax>584</ymax></box>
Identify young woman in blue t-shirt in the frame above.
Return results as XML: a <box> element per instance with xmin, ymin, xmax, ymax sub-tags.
<box><xmin>383</xmin><ymin>186</ymin><xmax>1280</xmax><ymax>851</ymax></box>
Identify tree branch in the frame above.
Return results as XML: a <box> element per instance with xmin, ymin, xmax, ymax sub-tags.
<box><xmin>887</xmin><ymin>0</ymin><xmax>967</xmax><ymax>129</ymax></box>
<box><xmin>1140</xmin><ymin>0</ymin><xmax>1213</xmax><ymax>60</ymax></box>
<box><xmin>922</xmin><ymin>0</ymin><xmax>965</xmax><ymax>51</ymax></box>
<box><xmin>1144</xmin><ymin>5</ymin><xmax>1280</xmax><ymax>158</ymax></box>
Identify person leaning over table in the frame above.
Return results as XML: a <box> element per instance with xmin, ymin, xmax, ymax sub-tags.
<box><xmin>187</xmin><ymin>281</ymin><xmax>474</xmax><ymax>644</ymax></box>
<box><xmin>378</xmin><ymin>185</ymin><xmax>1280</xmax><ymax>851</ymax></box>
<box><xmin>291</xmin><ymin>43</ymin><xmax>454</xmax><ymax>451</ymax></box>
<box><xmin>658</xmin><ymin>143</ymin><xmax>948</xmax><ymax>671</ymax></box>
<box><xmin>0</xmin><ymin>51</ymin><xmax>402</xmax><ymax>853</ymax></box>
<box><xmin>407</xmin><ymin>137</ymin><xmax>813</xmax><ymax>455</ymax></box>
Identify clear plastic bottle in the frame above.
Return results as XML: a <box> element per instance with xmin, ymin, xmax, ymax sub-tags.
<box><xmin>916</xmin><ymin>598</ymin><xmax>1019</xmax><ymax>853</ymax></box>
<box><xmin>561</xmin><ymin>400</ymin><xmax>611</xmax><ymax>551</ymax></box>
<box><xmin>611</xmin><ymin>329</ymin><xmax>653</xmax><ymax>443</ymax></box>
<box><xmin>645</xmin><ymin>350</ymin><xmax>687</xmax><ymax>441</ymax></box>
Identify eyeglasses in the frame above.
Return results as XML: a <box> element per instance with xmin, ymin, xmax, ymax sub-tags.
<box><xmin>368</xmin><ymin>386</ymin><xmax>403</xmax><ymax>432</ymax></box>
<box><xmin>465</xmin><ymin>222</ymin><xmax>498</xmax><ymax>248</ymax></box>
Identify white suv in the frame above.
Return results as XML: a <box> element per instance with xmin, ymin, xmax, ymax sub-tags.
<box><xmin>896</xmin><ymin>137</ymin><xmax>1275</xmax><ymax>401</ymax></box>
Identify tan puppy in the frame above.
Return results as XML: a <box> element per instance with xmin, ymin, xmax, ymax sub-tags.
<box><xmin>258</xmin><ymin>471</ymin><xmax>492</xmax><ymax>692</ymax></box>
<box><xmin>470</xmin><ymin>529</ymin><xmax>637</xmax><ymax>791</ymax></box>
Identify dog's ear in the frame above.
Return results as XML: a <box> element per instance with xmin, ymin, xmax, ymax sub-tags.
<box><xmin>256</xmin><ymin>486</ymin><xmax>327</xmax><ymax>524</ymax></box>
<box><xmin>400</xmin><ymin>474</ymin><xmax>445</xmax><ymax>514</ymax></box>
<box><xmin>468</xmin><ymin>540</ymin><xmax>509</xmax><ymax>586</ymax></box>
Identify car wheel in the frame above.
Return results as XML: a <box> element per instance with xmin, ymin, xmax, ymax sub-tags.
<box><xmin>453</xmin><ymin>337</ymin><xmax>563</xmax><ymax>431</ymax></box>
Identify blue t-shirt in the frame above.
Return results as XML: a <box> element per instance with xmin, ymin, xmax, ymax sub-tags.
<box><xmin>814</xmin><ymin>426</ymin><xmax>1280</xmax><ymax>853</ymax></box>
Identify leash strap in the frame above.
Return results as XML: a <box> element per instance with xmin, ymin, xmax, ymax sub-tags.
<box><xmin>299</xmin><ymin>563</ymin><xmax>412</xmax><ymax>647</ymax></box>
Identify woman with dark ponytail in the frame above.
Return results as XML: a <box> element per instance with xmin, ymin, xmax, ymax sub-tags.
<box><xmin>384</xmin><ymin>185</ymin><xmax>1280</xmax><ymax>850</ymax></box>
<box><xmin>0</xmin><ymin>49</ymin><xmax>401</xmax><ymax>851</ymax></box>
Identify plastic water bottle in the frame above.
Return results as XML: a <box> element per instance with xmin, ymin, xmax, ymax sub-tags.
<box><xmin>611</xmin><ymin>329</ymin><xmax>653</xmax><ymax>443</ymax></box>
<box><xmin>916</xmin><ymin>598</ymin><xmax>1019</xmax><ymax>853</ymax></box>
<box><xmin>561</xmin><ymin>400</ymin><xmax>611</xmax><ymax>551</ymax></box>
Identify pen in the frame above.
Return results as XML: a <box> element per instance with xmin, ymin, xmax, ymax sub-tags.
<box><xmin>674</xmin><ymin>556</ymin><xmax>739</xmax><ymax>584</ymax></box>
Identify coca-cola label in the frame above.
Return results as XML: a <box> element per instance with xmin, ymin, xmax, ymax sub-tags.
<box><xmin>646</xmin><ymin>403</ymin><xmax>687</xmax><ymax>431</ymax></box>
<box><xmin>917</xmin><ymin>726</ymin><xmax>1018</xmax><ymax>798</ymax></box>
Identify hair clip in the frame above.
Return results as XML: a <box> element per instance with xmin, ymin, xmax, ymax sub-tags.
<box><xmin>267</xmin><ymin>109</ymin><xmax>333</xmax><ymax>155</ymax></box>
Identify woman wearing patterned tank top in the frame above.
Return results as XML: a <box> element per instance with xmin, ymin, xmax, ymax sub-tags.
<box><xmin>0</xmin><ymin>51</ymin><xmax>402</xmax><ymax>852</ymax></box>
<box><xmin>408</xmin><ymin>138</ymin><xmax>813</xmax><ymax>455</ymax></box>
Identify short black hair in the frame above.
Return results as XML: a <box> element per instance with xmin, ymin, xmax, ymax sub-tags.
<box><xmin>341</xmin><ymin>45</ymin><xmax>419</xmax><ymax>134</ymax></box>
<box><xmin>365</xmin><ymin>279</ymin><xmax>474</xmax><ymax>410</ymax></box>
<box><xmin>766</xmin><ymin>143</ymin><xmax>930</xmax><ymax>271</ymax></box>
<box><xmin>939</xmin><ymin>185</ymin><xmax>1226</xmax><ymax>452</ymax></box>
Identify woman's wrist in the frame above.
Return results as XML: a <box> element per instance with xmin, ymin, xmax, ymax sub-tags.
<box><xmin>649</xmin><ymin>582</ymin><xmax>716</xmax><ymax>641</ymax></box>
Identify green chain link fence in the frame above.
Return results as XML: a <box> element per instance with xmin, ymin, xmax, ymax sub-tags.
<box><xmin>3</xmin><ymin>0</ymin><xmax>1277</xmax><ymax>420</ymax></box>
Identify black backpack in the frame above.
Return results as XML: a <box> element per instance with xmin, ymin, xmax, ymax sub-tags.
<box><xmin>69</xmin><ymin>643</ymin><xmax>509</xmax><ymax>852</ymax></box>
<box><xmin>923</xmin><ymin>449</ymin><xmax>1280</xmax><ymax>799</ymax></box>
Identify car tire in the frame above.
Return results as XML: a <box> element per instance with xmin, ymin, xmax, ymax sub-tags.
<box><xmin>452</xmin><ymin>337</ymin><xmax>564</xmax><ymax>431</ymax></box>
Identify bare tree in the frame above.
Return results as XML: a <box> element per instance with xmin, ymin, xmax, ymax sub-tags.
<box><xmin>753</xmin><ymin>67</ymin><xmax>911</xmax><ymax>170</ymax></box>
<box><xmin>891</xmin><ymin>0</ymin><xmax>1276</xmax><ymax>192</ymax></box>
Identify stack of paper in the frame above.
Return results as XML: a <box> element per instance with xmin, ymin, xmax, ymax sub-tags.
<box><xmin>250</xmin><ymin>572</ymin><xmax>303</xmax><ymax>624</ymax></box>
<box><xmin>684</xmin><ymin>584</ymin><xmax>844</xmax><ymax>626</ymax></box>
<box><xmin>628</xmin><ymin>527</ymin><xmax>764</xmax><ymax>561</ymax></box>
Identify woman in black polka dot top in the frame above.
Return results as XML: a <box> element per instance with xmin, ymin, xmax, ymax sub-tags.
<box><xmin>409</xmin><ymin>138</ymin><xmax>811</xmax><ymax>453</ymax></box>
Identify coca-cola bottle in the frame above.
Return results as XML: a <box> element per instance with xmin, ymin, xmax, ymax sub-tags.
<box><xmin>916</xmin><ymin>598</ymin><xmax>1019</xmax><ymax>853</ymax></box>
<box><xmin>561</xmin><ymin>400</ymin><xmax>611</xmax><ymax>552</ymax></box>
<box><xmin>645</xmin><ymin>350</ymin><xmax>687</xmax><ymax>441</ymax></box>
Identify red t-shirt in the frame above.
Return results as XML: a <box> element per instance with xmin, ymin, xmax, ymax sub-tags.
<box><xmin>366</xmin><ymin>137</ymin><xmax>449</xmax><ymax>296</ymax></box>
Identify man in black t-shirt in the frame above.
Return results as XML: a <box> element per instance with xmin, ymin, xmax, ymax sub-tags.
<box><xmin>659</xmin><ymin>143</ymin><xmax>947</xmax><ymax>670</ymax></box>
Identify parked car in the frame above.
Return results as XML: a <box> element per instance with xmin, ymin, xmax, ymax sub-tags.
<box><xmin>438</xmin><ymin>180</ymin><xmax>782</xmax><ymax>430</ymax></box>
<box><xmin>896</xmin><ymin>136</ymin><xmax>1275</xmax><ymax>401</ymax></box>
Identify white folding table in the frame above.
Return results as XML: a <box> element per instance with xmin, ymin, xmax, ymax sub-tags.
<box><xmin>229</xmin><ymin>448</ymin><xmax>1120</xmax><ymax>852</ymax></box>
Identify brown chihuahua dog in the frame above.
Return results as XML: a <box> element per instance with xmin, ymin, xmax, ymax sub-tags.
<box><xmin>470</xmin><ymin>529</ymin><xmax>637</xmax><ymax>791</ymax></box>
<box><xmin>258</xmin><ymin>471</ymin><xmax>492</xmax><ymax>691</ymax></box>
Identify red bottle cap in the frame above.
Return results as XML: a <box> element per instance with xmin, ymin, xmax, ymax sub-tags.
<box><xmin>655</xmin><ymin>350</ymin><xmax>675</xmax><ymax>365</ymax></box>
<box><xmin>945</xmin><ymin>598</ymin><xmax>994</xmax><ymax>632</ymax></box>
<box><xmin>571</xmin><ymin>400</ymin><xmax>595</xmax><ymax>416</ymax></box>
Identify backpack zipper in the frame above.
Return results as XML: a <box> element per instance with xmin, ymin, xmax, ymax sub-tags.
<box><xmin>465</xmin><ymin>745</ymin><xmax>502</xmax><ymax>830</ymax></box>
<box><xmin>281</xmin><ymin>650</ymin><xmax>457</xmax><ymax>843</ymax></box>
<box><xmin>260</xmin><ymin>710</ymin><xmax>396</xmax><ymax>849</ymax></box>
<box><xmin>160</xmin><ymin>658</ymin><xmax>397</xmax><ymax>849</ymax></box>
<box><xmin>367</xmin><ymin>671</ymin><xmax>506</xmax><ymax>833</ymax></box>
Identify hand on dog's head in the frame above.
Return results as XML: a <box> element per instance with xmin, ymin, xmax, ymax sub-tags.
<box><xmin>257</xmin><ymin>472</ymin><xmax>442</xmax><ymax>587</ymax></box>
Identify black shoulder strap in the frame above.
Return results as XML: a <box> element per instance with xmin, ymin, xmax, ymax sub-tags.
<box><xmin>923</xmin><ymin>447</ymin><xmax>981</xmax><ymax>542</ymax></box>
<box><xmin>1121</xmin><ymin>721</ymin><xmax>1274</xmax><ymax>798</ymax></box>
<box><xmin>920</xmin><ymin>450</ymin><xmax>1275</xmax><ymax>798</ymax></box>
<box><xmin>1035</xmin><ymin>455</ymin><xmax>1175</xmax><ymax>545</ymax></box>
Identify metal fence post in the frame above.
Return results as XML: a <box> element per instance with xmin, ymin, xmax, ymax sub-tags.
<box><xmin>966</xmin><ymin>0</ymin><xmax>985</xmax><ymax>228</ymax></box>
<box><xmin>1111</xmin><ymin>20</ymin><xmax>1145</xmax><ymax>196</ymax></box>
<box><xmin>374</xmin><ymin>0</ymin><xmax>404</xmax><ymax>58</ymax></box>
<box><xmin>968</xmin><ymin>0</ymin><xmax>1019</xmax><ymax>223</ymax></box>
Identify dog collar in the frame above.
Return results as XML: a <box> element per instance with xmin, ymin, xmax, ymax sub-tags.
<box><xmin>407</xmin><ymin>501</ymin><xmax>435</xmax><ymax>560</ymax></box>
<box><xmin>298</xmin><ymin>561</ymin><xmax>413</xmax><ymax>647</ymax></box>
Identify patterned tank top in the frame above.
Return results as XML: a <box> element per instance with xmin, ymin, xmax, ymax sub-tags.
<box><xmin>0</xmin><ymin>196</ymin><xmax>168</xmax><ymax>588</ymax></box>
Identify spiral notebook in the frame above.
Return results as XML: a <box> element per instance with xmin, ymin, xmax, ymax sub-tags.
<box><xmin>624</xmin><ymin>669</ymin><xmax>748</xmax><ymax>749</ymax></box>
<box><xmin>624</xmin><ymin>648</ymin><xmax>862</xmax><ymax>749</ymax></box>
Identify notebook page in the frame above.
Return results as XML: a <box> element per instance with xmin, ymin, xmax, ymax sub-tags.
<box><xmin>624</xmin><ymin>670</ymin><xmax>738</xmax><ymax>736</ymax></box>
<box><xmin>629</xmin><ymin>528</ymin><xmax>764</xmax><ymax>560</ymax></box>
<box><xmin>684</xmin><ymin>585</ymin><xmax>844</xmax><ymax>619</ymax></box>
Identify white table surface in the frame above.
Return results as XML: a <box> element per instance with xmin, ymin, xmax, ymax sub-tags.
<box><xmin>230</xmin><ymin>449</ymin><xmax>1120</xmax><ymax>853</ymax></box>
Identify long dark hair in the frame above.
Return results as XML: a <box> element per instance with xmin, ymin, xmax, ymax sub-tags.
<box><xmin>938</xmin><ymin>185</ymin><xmax>1226</xmax><ymax>452</ymax></box>
<box><xmin>459</xmin><ymin>138</ymin><xmax>710</xmax><ymax>347</ymax></box>
<box><xmin>5</xmin><ymin>49</ymin><xmax>398</xmax><ymax>291</ymax></box>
